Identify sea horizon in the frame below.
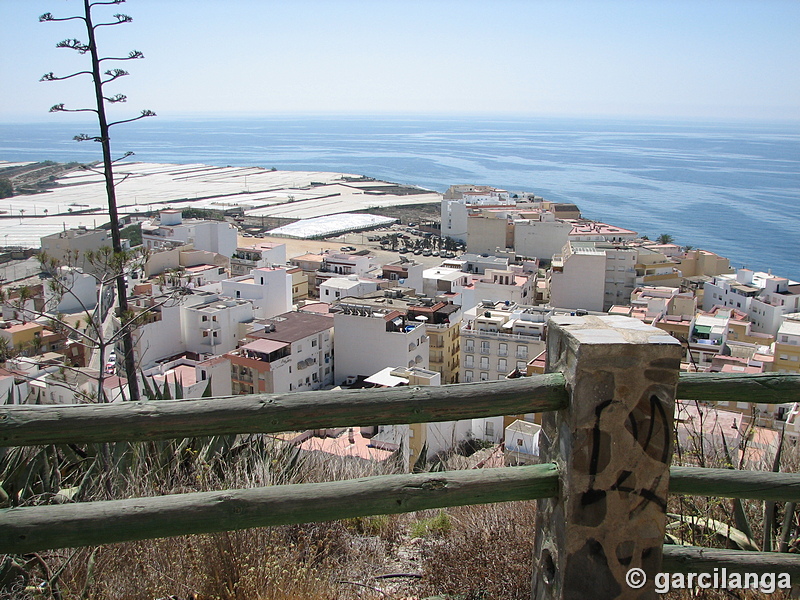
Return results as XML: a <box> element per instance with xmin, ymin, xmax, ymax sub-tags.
<box><xmin>2</xmin><ymin>113</ymin><xmax>798</xmax><ymax>281</ymax></box>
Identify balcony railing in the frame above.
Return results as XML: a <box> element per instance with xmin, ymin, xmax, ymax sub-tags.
<box><xmin>2</xmin><ymin>315</ymin><xmax>800</xmax><ymax>597</ymax></box>
<box><xmin>462</xmin><ymin>325</ymin><xmax>544</xmax><ymax>343</ymax></box>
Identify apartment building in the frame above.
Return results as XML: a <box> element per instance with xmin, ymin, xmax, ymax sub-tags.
<box><xmin>459</xmin><ymin>302</ymin><xmax>551</xmax><ymax>444</ymax></box>
<box><xmin>230</xmin><ymin>242</ymin><xmax>287</xmax><ymax>277</ymax></box>
<box><xmin>549</xmin><ymin>242</ymin><xmax>606</xmax><ymax>311</ymax></box>
<box><xmin>226</xmin><ymin>311</ymin><xmax>334</xmax><ymax>394</ymax></box>
<box><xmin>422</xmin><ymin>267</ymin><xmax>470</xmax><ymax>304</ymax></box>
<box><xmin>319</xmin><ymin>276</ymin><xmax>379</xmax><ymax>303</ymax></box>
<box><xmin>129</xmin><ymin>291</ymin><xmax>254</xmax><ymax>369</ymax></box>
<box><xmin>549</xmin><ymin>241</ymin><xmax>640</xmax><ymax>311</ymax></box>
<box><xmin>408</xmin><ymin>301</ymin><xmax>462</xmax><ymax>385</ymax></box>
<box><xmin>441</xmin><ymin>187</ymin><xmax>514</xmax><ymax>242</ymax></box>
<box><xmin>703</xmin><ymin>270</ymin><xmax>800</xmax><ymax>336</ymax></box>
<box><xmin>144</xmin><ymin>354</ymin><xmax>232</xmax><ymax>399</ymax></box>
<box><xmin>634</xmin><ymin>247</ymin><xmax>682</xmax><ymax>288</ymax></box>
<box><xmin>141</xmin><ymin>209</ymin><xmax>237</xmax><ymax>257</ymax></box>
<box><xmin>333</xmin><ymin>300</ymin><xmax>429</xmax><ymax>385</ymax></box>
<box><xmin>460</xmin><ymin>266</ymin><xmax>536</xmax><ymax>312</ymax></box>
<box><xmin>40</xmin><ymin>226</ymin><xmax>114</xmax><ymax>275</ymax></box>
<box><xmin>774</xmin><ymin>314</ymin><xmax>800</xmax><ymax>373</ymax></box>
<box><xmin>288</xmin><ymin>252</ymin><xmax>325</xmax><ymax>297</ymax></box>
<box><xmin>220</xmin><ymin>266</ymin><xmax>293</xmax><ymax>319</ymax></box>
<box><xmin>42</xmin><ymin>267</ymin><xmax>97</xmax><ymax>314</ymax></box>
<box><xmin>460</xmin><ymin>302</ymin><xmax>549</xmax><ymax>384</ymax></box>
<box><xmin>332</xmin><ymin>290</ymin><xmax>461</xmax><ymax>385</ymax></box>
<box><xmin>381</xmin><ymin>259</ymin><xmax>424</xmax><ymax>294</ymax></box>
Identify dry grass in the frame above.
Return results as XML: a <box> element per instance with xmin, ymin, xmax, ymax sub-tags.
<box><xmin>4</xmin><ymin>414</ymin><xmax>800</xmax><ymax>600</ymax></box>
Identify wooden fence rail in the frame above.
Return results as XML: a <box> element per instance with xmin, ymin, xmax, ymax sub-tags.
<box><xmin>2</xmin><ymin>464</ymin><xmax>799</xmax><ymax>556</ymax></box>
<box><xmin>1</xmin><ymin>372</ymin><xmax>798</xmax><ymax>447</ymax></box>
<box><xmin>0</xmin><ymin>374</ymin><xmax>568</xmax><ymax>446</ymax></box>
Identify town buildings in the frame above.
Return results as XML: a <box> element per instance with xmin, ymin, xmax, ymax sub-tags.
<box><xmin>226</xmin><ymin>310</ymin><xmax>334</xmax><ymax>394</ymax></box>
<box><xmin>4</xmin><ymin>194</ymin><xmax>799</xmax><ymax>472</ymax></box>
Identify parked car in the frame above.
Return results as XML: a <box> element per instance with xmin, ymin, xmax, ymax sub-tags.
<box><xmin>340</xmin><ymin>246</ymin><xmax>357</xmax><ymax>252</ymax></box>
<box><xmin>105</xmin><ymin>362</ymin><xmax>115</xmax><ymax>374</ymax></box>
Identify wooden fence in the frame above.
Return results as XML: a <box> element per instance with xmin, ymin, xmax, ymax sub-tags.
<box><xmin>2</xmin><ymin>315</ymin><xmax>800</xmax><ymax>599</ymax></box>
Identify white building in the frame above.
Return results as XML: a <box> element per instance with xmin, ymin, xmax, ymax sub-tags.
<box><xmin>460</xmin><ymin>267</ymin><xmax>536</xmax><ymax>313</ymax></box>
<box><xmin>504</xmin><ymin>419</ymin><xmax>542</xmax><ymax>464</ymax></box>
<box><xmin>226</xmin><ymin>311</ymin><xmax>335</xmax><ymax>394</ymax></box>
<box><xmin>43</xmin><ymin>267</ymin><xmax>97</xmax><ymax>314</ymax></box>
<box><xmin>703</xmin><ymin>270</ymin><xmax>800</xmax><ymax>336</ymax></box>
<box><xmin>441</xmin><ymin>187</ymin><xmax>514</xmax><ymax>242</ymax></box>
<box><xmin>319</xmin><ymin>276</ymin><xmax>379</xmax><ymax>303</ymax></box>
<box><xmin>549</xmin><ymin>242</ymin><xmax>607</xmax><ymax>312</ymax></box>
<box><xmin>513</xmin><ymin>216</ymin><xmax>573</xmax><ymax>260</ymax></box>
<box><xmin>144</xmin><ymin>354</ymin><xmax>232</xmax><ymax>399</ymax></box>
<box><xmin>40</xmin><ymin>226</ymin><xmax>114</xmax><ymax>275</ymax></box>
<box><xmin>221</xmin><ymin>267</ymin><xmax>293</xmax><ymax>319</ymax></box>
<box><xmin>422</xmin><ymin>267</ymin><xmax>470</xmax><ymax>304</ymax></box>
<box><xmin>141</xmin><ymin>210</ymin><xmax>237</xmax><ymax>257</ymax></box>
<box><xmin>130</xmin><ymin>291</ymin><xmax>254</xmax><ymax>369</ymax></box>
<box><xmin>230</xmin><ymin>242</ymin><xmax>287</xmax><ymax>277</ymax></box>
<box><xmin>548</xmin><ymin>241</ymin><xmax>638</xmax><ymax>312</ymax></box>
<box><xmin>333</xmin><ymin>301</ymin><xmax>429</xmax><ymax>385</ymax></box>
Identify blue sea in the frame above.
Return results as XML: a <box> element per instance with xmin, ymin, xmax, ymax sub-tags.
<box><xmin>1</xmin><ymin>115</ymin><xmax>799</xmax><ymax>281</ymax></box>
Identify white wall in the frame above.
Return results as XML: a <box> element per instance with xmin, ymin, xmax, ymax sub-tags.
<box><xmin>334</xmin><ymin>312</ymin><xmax>428</xmax><ymax>384</ymax></box>
<box><xmin>514</xmin><ymin>219</ymin><xmax>572</xmax><ymax>260</ymax></box>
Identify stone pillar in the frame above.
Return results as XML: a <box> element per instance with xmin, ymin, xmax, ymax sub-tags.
<box><xmin>532</xmin><ymin>315</ymin><xmax>682</xmax><ymax>600</ymax></box>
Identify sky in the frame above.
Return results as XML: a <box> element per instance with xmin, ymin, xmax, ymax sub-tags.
<box><xmin>1</xmin><ymin>0</ymin><xmax>799</xmax><ymax>122</ymax></box>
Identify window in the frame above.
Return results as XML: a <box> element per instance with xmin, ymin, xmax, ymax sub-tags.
<box><xmin>517</xmin><ymin>438</ymin><xmax>524</xmax><ymax>446</ymax></box>
<box><xmin>480</xmin><ymin>357</ymin><xmax>489</xmax><ymax>369</ymax></box>
<box><xmin>202</xmin><ymin>315</ymin><xmax>208</xmax><ymax>322</ymax></box>
<box><xmin>498</xmin><ymin>343</ymin><xmax>508</xmax><ymax>357</ymax></box>
<box><xmin>498</xmin><ymin>358</ymin><xmax>507</xmax><ymax>372</ymax></box>
<box><xmin>485</xmin><ymin>421</ymin><xmax>494</xmax><ymax>436</ymax></box>
<box><xmin>480</xmin><ymin>372</ymin><xmax>488</xmax><ymax>381</ymax></box>
<box><xmin>517</xmin><ymin>361</ymin><xmax>527</xmax><ymax>370</ymax></box>
<box><xmin>516</xmin><ymin>345</ymin><xmax>528</xmax><ymax>359</ymax></box>
<box><xmin>465</xmin><ymin>355</ymin><xmax>474</xmax><ymax>368</ymax></box>
<box><xmin>202</xmin><ymin>331</ymin><xmax>209</xmax><ymax>338</ymax></box>
<box><xmin>464</xmin><ymin>370</ymin><xmax>474</xmax><ymax>382</ymax></box>
<box><xmin>312</xmin><ymin>339</ymin><xmax>317</xmax><ymax>347</ymax></box>
<box><xmin>465</xmin><ymin>340</ymin><xmax>475</xmax><ymax>352</ymax></box>
<box><xmin>212</xmin><ymin>315</ymin><xmax>217</xmax><ymax>322</ymax></box>
<box><xmin>480</xmin><ymin>341</ymin><xmax>490</xmax><ymax>354</ymax></box>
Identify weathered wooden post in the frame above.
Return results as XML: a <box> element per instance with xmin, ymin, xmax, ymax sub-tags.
<box><xmin>532</xmin><ymin>315</ymin><xmax>682</xmax><ymax>600</ymax></box>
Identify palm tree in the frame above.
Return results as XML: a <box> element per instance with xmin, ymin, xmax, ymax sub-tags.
<box><xmin>657</xmin><ymin>233</ymin><xmax>674</xmax><ymax>245</ymax></box>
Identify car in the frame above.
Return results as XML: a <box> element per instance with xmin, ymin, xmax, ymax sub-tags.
<box><xmin>108</xmin><ymin>352</ymin><xmax>116</xmax><ymax>364</ymax></box>
<box><xmin>105</xmin><ymin>363</ymin><xmax>115</xmax><ymax>374</ymax></box>
<box><xmin>340</xmin><ymin>246</ymin><xmax>357</xmax><ymax>252</ymax></box>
